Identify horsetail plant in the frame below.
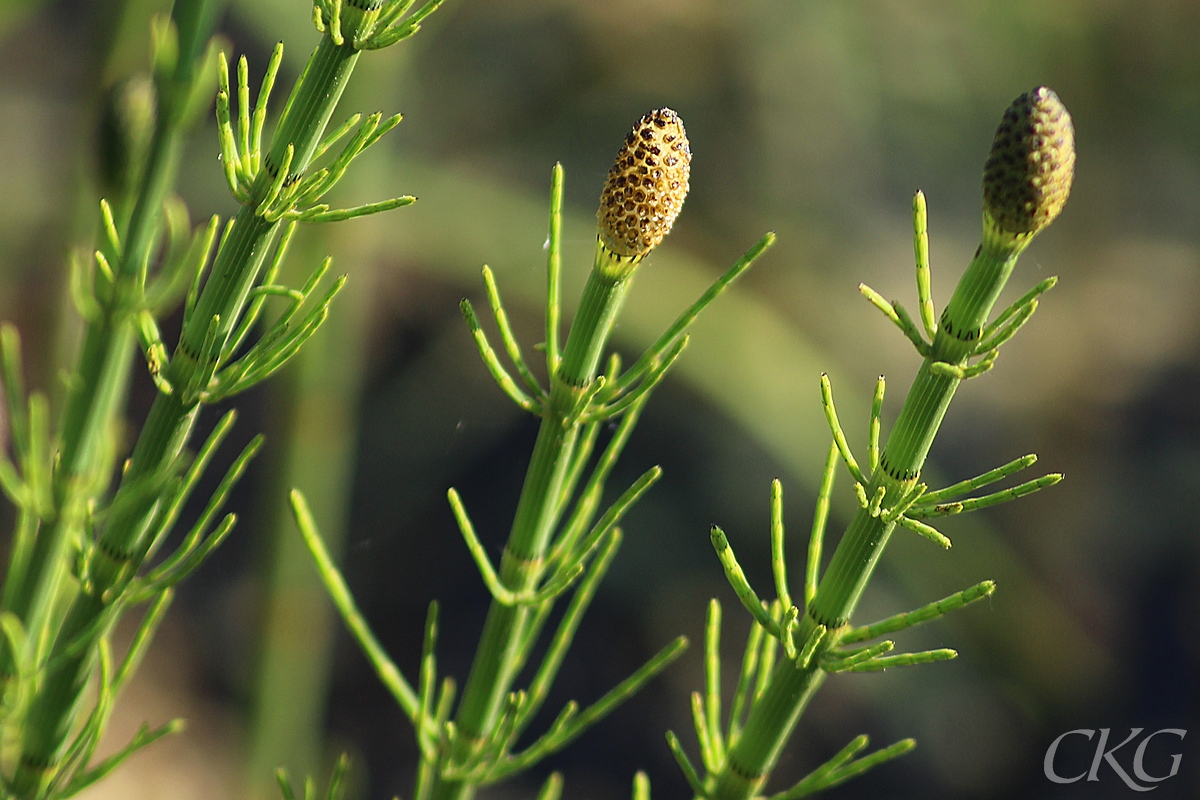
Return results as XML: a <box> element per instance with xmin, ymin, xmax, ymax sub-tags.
<box><xmin>669</xmin><ymin>87</ymin><xmax>1076</xmax><ymax>800</ymax></box>
<box><xmin>0</xmin><ymin>0</ymin><xmax>444</xmax><ymax>796</ymax></box>
<box><xmin>291</xmin><ymin>108</ymin><xmax>776</xmax><ymax>800</ymax></box>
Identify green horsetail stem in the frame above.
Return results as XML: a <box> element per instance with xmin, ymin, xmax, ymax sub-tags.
<box><xmin>0</xmin><ymin>0</ymin><xmax>218</xmax><ymax>689</ymax></box>
<box><xmin>11</xmin><ymin>13</ymin><xmax>387</xmax><ymax>792</ymax></box>
<box><xmin>4</xmin><ymin>2</ymin><xmax>222</xmax><ymax>791</ymax></box>
<box><xmin>709</xmin><ymin>87</ymin><xmax>1075</xmax><ymax>800</ymax></box>
<box><xmin>430</xmin><ymin>109</ymin><xmax>692</xmax><ymax>800</ymax></box>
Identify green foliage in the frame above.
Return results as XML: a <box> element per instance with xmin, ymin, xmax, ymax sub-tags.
<box><xmin>0</xmin><ymin>0</ymin><xmax>444</xmax><ymax>796</ymax></box>
<box><xmin>0</xmin><ymin>0</ymin><xmax>1078</xmax><ymax>796</ymax></box>
<box><xmin>680</xmin><ymin>92</ymin><xmax>1074</xmax><ymax>800</ymax></box>
<box><xmin>277</xmin><ymin>754</ymin><xmax>351</xmax><ymax>800</ymax></box>
<box><xmin>283</xmin><ymin>50</ymin><xmax>1074</xmax><ymax>800</ymax></box>
<box><xmin>293</xmin><ymin>152</ymin><xmax>775</xmax><ymax>799</ymax></box>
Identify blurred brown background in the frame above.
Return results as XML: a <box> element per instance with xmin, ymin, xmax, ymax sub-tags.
<box><xmin>1</xmin><ymin>0</ymin><xmax>1198</xmax><ymax>798</ymax></box>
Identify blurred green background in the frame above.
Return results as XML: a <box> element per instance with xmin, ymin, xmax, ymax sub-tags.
<box><xmin>1</xmin><ymin>0</ymin><xmax>1198</xmax><ymax>798</ymax></box>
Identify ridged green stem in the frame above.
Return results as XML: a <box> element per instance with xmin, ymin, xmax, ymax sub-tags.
<box><xmin>0</xmin><ymin>5</ymin><xmax>217</xmax><ymax>773</ymax></box>
<box><xmin>12</xmin><ymin>33</ymin><xmax>364</xmax><ymax>794</ymax></box>
<box><xmin>107</xmin><ymin>33</ymin><xmax>361</xmax><ymax>575</ymax></box>
<box><xmin>711</xmin><ymin>233</ymin><xmax>1025</xmax><ymax>800</ymax></box>
<box><xmin>431</xmin><ymin>244</ymin><xmax>635</xmax><ymax>800</ymax></box>
<box><xmin>0</xmin><ymin>0</ymin><xmax>222</xmax><ymax>683</ymax></box>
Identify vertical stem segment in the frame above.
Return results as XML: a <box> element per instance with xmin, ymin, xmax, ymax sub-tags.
<box><xmin>0</xmin><ymin>0</ymin><xmax>225</xmax><ymax>681</ymax></box>
<box><xmin>12</xmin><ymin>34</ymin><xmax>363</xmax><ymax>795</ymax></box>
<box><xmin>432</xmin><ymin>243</ymin><xmax>635</xmax><ymax>800</ymax></box>
<box><xmin>711</xmin><ymin>238</ymin><xmax>1022</xmax><ymax>800</ymax></box>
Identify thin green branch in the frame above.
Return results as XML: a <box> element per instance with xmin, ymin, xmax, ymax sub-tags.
<box><xmin>840</xmin><ymin>580</ymin><xmax>996</xmax><ymax>644</ymax></box>
<box><xmin>879</xmin><ymin>481</ymin><xmax>926</xmax><ymax>524</ymax></box>
<box><xmin>295</xmin><ymin>195</ymin><xmax>416</xmax><ymax>223</ymax></box>
<box><xmin>516</xmin><ymin>530</ymin><xmax>622</xmax><ymax>737</ymax></box>
<box><xmin>447</xmin><ymin>489</ymin><xmax>582</xmax><ymax>607</ymax></box>
<box><xmin>920</xmin><ymin>454</ymin><xmax>1037</xmax><ymax>505</ymax></box>
<box><xmin>908</xmin><ymin>474</ymin><xmax>1061</xmax><ymax>519</ymax></box>
<box><xmin>549</xmin><ymin>393</ymin><xmax>647</xmax><ymax>567</ymax></box>
<box><xmin>210</xmin><ymin>274</ymin><xmax>348</xmax><ymax>399</ymax></box>
<box><xmin>841</xmin><ymin>648</ymin><xmax>956</xmax><ymax>672</ymax></box>
<box><xmin>754</xmin><ymin>603</ymin><xmax>779</xmax><ymax>702</ymax></box>
<box><xmin>632</xmin><ymin>772</ymin><xmax>650</xmax><ymax>800</ymax></box>
<box><xmin>493</xmin><ymin>638</ymin><xmax>688</xmax><ymax>782</ymax></box>
<box><xmin>895</xmin><ymin>514</ymin><xmax>951</xmax><ymax>548</ymax></box>
<box><xmin>447</xmin><ymin>488</ymin><xmax>514</xmax><ymax>605</ymax></box>
<box><xmin>819</xmin><ymin>640</ymin><xmax>893</xmax><ymax>673</ymax></box>
<box><xmin>892</xmin><ymin>301</ymin><xmax>930</xmax><ymax>356</ymax></box>
<box><xmin>137</xmin><ymin>433</ymin><xmax>262</xmax><ymax>588</ymax></box>
<box><xmin>556</xmin><ymin>419</ymin><xmax>600</xmax><ymax>522</ymax></box>
<box><xmin>913</xmin><ymin>191</ymin><xmax>937</xmax><ymax>339</ymax></box>
<box><xmin>691</xmin><ymin>690</ymin><xmax>715</xmax><ymax>773</ymax></box>
<box><xmin>727</xmin><ymin>615</ymin><xmax>764</xmax><ymax>745</ymax></box>
<box><xmin>259</xmin><ymin>143</ymin><xmax>295</xmax><ymax>218</ymax></box>
<box><xmin>868</xmin><ymin>376</ymin><xmax>884</xmax><ymax>475</ymax></box>
<box><xmin>819</xmin><ymin>374</ymin><xmax>867</xmax><ymax>486</ymax></box>
<box><xmin>134</xmin><ymin>513</ymin><xmax>238</xmax><ymax>595</ymax></box>
<box><xmin>460</xmin><ymin>299</ymin><xmax>541</xmax><ymax>414</ymax></box>
<box><xmin>769</xmin><ymin>480</ymin><xmax>791</xmax><ymax>614</ymax></box>
<box><xmin>250</xmin><ymin>43</ymin><xmax>284</xmax><ymax>168</ymax></box>
<box><xmin>665</xmin><ymin>731</ymin><xmax>707</xmax><ymax>799</ymax></box>
<box><xmin>866</xmin><ymin>485</ymin><xmax>886</xmax><ymax>517</ymax></box>
<box><xmin>768</xmin><ymin>735</ymin><xmax>867</xmax><ymax>800</ymax></box>
<box><xmin>222</xmin><ymin>221</ymin><xmax>299</xmax><ymax>359</ymax></box>
<box><xmin>805</xmin><ymin>442</ymin><xmax>837</xmax><ymax>609</ymax></box>
<box><xmin>53</xmin><ymin>641</ymin><xmax>116</xmax><ymax>792</ymax></box>
<box><xmin>537</xmin><ymin>773</ymin><xmax>564</xmax><ymax>800</ymax></box>
<box><xmin>704</xmin><ymin>599</ymin><xmax>725</xmax><ymax>767</ymax></box>
<box><xmin>545</xmin><ymin>163</ymin><xmax>563</xmax><ymax>375</ymax></box>
<box><xmin>310</xmin><ymin>113</ymin><xmax>361</xmax><ymax>165</ymax></box>
<box><xmin>185</xmin><ymin>217</ymin><xmax>232</xmax><ymax>327</ymax></box>
<box><xmin>793</xmin><ymin>624</ymin><xmax>826</xmax><ymax>669</ymax></box>
<box><xmin>0</xmin><ymin>324</ymin><xmax>27</xmax><ymax>460</ymax></box>
<box><xmin>374</xmin><ymin>0</ymin><xmax>418</xmax><ymax>33</ymax></box>
<box><xmin>586</xmin><ymin>335</ymin><xmax>688</xmax><ymax>423</ymax></box>
<box><xmin>979</xmin><ymin>276</ymin><xmax>1056</xmax><ymax>344</ymax></box>
<box><xmin>290</xmin><ymin>490</ymin><xmax>419</xmax><ymax>719</ymax></box>
<box><xmin>857</xmin><ymin>285</ymin><xmax>930</xmax><ymax>356</ymax></box>
<box><xmin>482</xmin><ymin>266</ymin><xmax>545</xmax><ymax>399</ymax></box>
<box><xmin>767</xmin><ymin>736</ymin><xmax>915</xmax><ymax>800</ymax></box>
<box><xmin>112</xmin><ymin>589</ymin><xmax>175</xmax><ymax>693</ymax></box>
<box><xmin>778</xmin><ymin>605</ymin><xmax>799</xmax><ymax>662</ymax></box>
<box><xmin>928</xmin><ymin>348</ymin><xmax>997</xmax><ymax>380</ymax></box>
<box><xmin>976</xmin><ymin>299</ymin><xmax>1038</xmax><ymax>354</ymax></box>
<box><xmin>99</xmin><ymin>200</ymin><xmax>121</xmax><ymax>258</ymax></box>
<box><xmin>237</xmin><ymin>55</ymin><xmax>251</xmax><ymax>165</ymax></box>
<box><xmin>364</xmin><ymin>0</ymin><xmax>448</xmax><ymax>48</ymax></box>
<box><xmin>710</xmin><ymin>527</ymin><xmax>779</xmax><ymax>638</ymax></box>
<box><xmin>819</xmin><ymin>739</ymin><xmax>916</xmax><ymax>790</ymax></box>
<box><xmin>415</xmin><ymin>603</ymin><xmax>440</xmax><ymax>759</ymax></box>
<box><xmin>58</xmin><ymin>720</ymin><xmax>185</xmax><ymax>799</ymax></box>
<box><xmin>614</xmin><ymin>233</ymin><xmax>774</xmax><ymax>395</ymax></box>
<box><xmin>552</xmin><ymin>467</ymin><xmax>661</xmax><ymax>583</ymax></box>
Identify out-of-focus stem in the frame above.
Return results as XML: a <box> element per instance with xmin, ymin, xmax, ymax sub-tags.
<box><xmin>13</xmin><ymin>32</ymin><xmax>363</xmax><ymax>794</ymax></box>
